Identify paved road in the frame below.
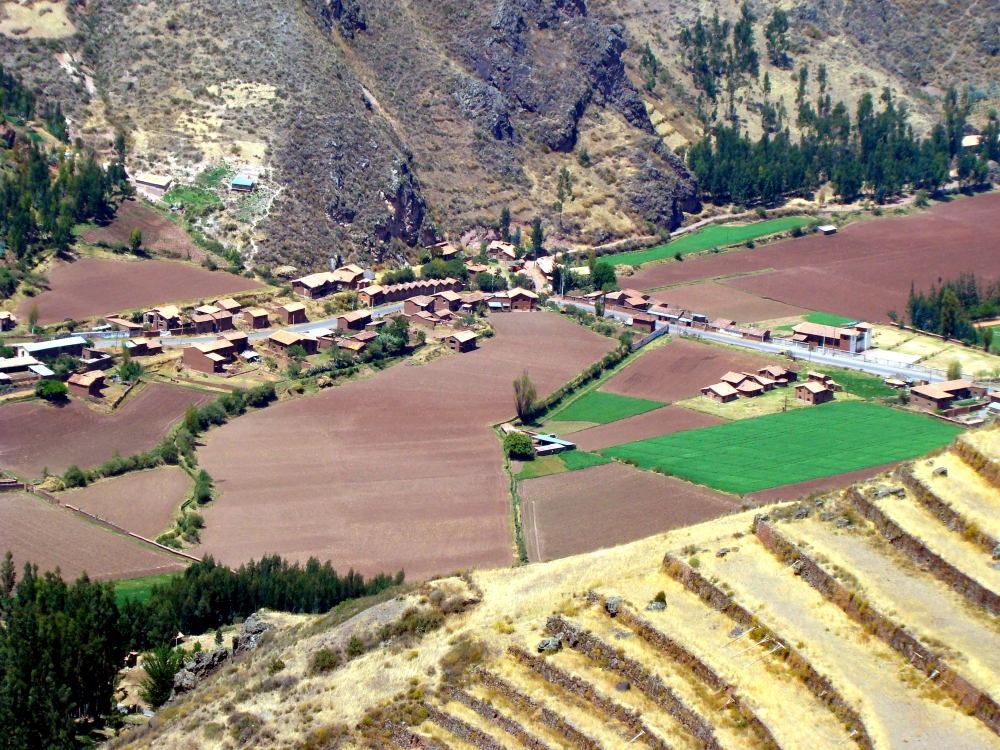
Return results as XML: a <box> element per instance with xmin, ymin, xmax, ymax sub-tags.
<box><xmin>92</xmin><ymin>302</ymin><xmax>404</xmax><ymax>349</ymax></box>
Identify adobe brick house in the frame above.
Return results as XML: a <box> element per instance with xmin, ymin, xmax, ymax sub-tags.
<box><xmin>445</xmin><ymin>330</ymin><xmax>478</xmax><ymax>353</ymax></box>
<box><xmin>67</xmin><ymin>371</ymin><xmax>105</xmax><ymax>398</ymax></box>
<box><xmin>701</xmin><ymin>382</ymin><xmax>738</xmax><ymax>403</ymax></box>
<box><xmin>0</xmin><ymin>311</ymin><xmax>15</xmax><ymax>331</ymax></box>
<box><xmin>143</xmin><ymin>305</ymin><xmax>182</xmax><ymax>331</ymax></box>
<box><xmin>184</xmin><ymin>339</ymin><xmax>237</xmax><ymax>374</ymax></box>
<box><xmin>736</xmin><ymin>380</ymin><xmax>764</xmax><ymax>398</ymax></box>
<box><xmin>243</xmin><ymin>308</ymin><xmax>270</xmax><ymax>329</ymax></box>
<box><xmin>791</xmin><ymin>321</ymin><xmax>873</xmax><ymax>352</ymax></box>
<box><xmin>758</xmin><ymin>366</ymin><xmax>796</xmax><ymax>385</ymax></box>
<box><xmin>910</xmin><ymin>379</ymin><xmax>982</xmax><ymax>412</ymax></box>
<box><xmin>216</xmin><ymin>298</ymin><xmax>242</xmax><ymax>315</ymax></box>
<box><xmin>358</xmin><ymin>286</ymin><xmax>385</xmax><ymax>307</ymax></box>
<box><xmin>508</xmin><ymin>288</ymin><xmax>538</xmax><ymax>311</ymax></box>
<box><xmin>125</xmin><ymin>338</ymin><xmax>163</xmax><ymax>357</ymax></box>
<box><xmin>719</xmin><ymin>371</ymin><xmax>747</xmax><ymax>388</ymax></box>
<box><xmin>434</xmin><ymin>290</ymin><xmax>463</xmax><ymax>312</ymax></box>
<box><xmin>17</xmin><ymin>337</ymin><xmax>87</xmax><ymax>360</ymax></box>
<box><xmin>338</xmin><ymin>309</ymin><xmax>373</xmax><ymax>331</ymax></box>
<box><xmin>278</xmin><ymin>303</ymin><xmax>307</xmax><ymax>325</ymax></box>
<box><xmin>795</xmin><ymin>381</ymin><xmax>834</xmax><ymax>405</ymax></box>
<box><xmin>630</xmin><ymin>313</ymin><xmax>656</xmax><ymax>333</ymax></box>
<box><xmin>268</xmin><ymin>330</ymin><xmax>318</xmax><ymax>355</ymax></box>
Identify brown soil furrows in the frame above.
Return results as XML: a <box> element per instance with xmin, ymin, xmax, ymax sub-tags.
<box><xmin>598</xmin><ymin>338</ymin><xmax>778</xmax><ymax>404</ymax></box>
<box><xmin>471</xmin><ymin>669</ymin><xmax>604</xmax><ymax>750</ymax></box>
<box><xmin>954</xmin><ymin>436</ymin><xmax>1000</xmax><ymax>491</ymax></box>
<box><xmin>569</xmin><ymin>406</ymin><xmax>726</xmax><ymax>453</ymax></box>
<box><xmin>56</xmin><ymin>466</ymin><xmax>192</xmax><ymax>539</ymax></box>
<box><xmin>0</xmin><ymin>491</ymin><xmax>186</xmax><ymax>581</ymax></box>
<box><xmin>0</xmin><ymin>382</ymin><xmax>216</xmax><ymax>479</ymax></box>
<box><xmin>16</xmin><ymin>256</ymin><xmax>263</xmax><ymax>325</ymax></box>
<box><xmin>846</xmin><ymin>488</ymin><xmax>1000</xmax><ymax>617</ymax></box>
<box><xmin>545</xmin><ymin>616</ymin><xmax>721</xmax><ymax>750</ymax></box>
<box><xmin>520</xmin><ymin>463</ymin><xmax>739</xmax><ymax>563</ymax></box>
<box><xmin>440</xmin><ymin>687</ymin><xmax>553</xmax><ymax>750</ymax></box>
<box><xmin>80</xmin><ymin>201</ymin><xmax>206</xmax><ymax>260</ymax></box>
<box><xmin>647</xmin><ymin>283</ymin><xmax>805</xmax><ymax>325</ymax></box>
<box><xmin>630</xmin><ymin>193</ymin><xmax>1000</xmax><ymax>323</ymax></box>
<box><xmin>507</xmin><ymin>647</ymin><xmax>671</xmax><ymax>750</ymax></box>
<box><xmin>587</xmin><ymin>593</ymin><xmax>780</xmax><ymax>750</ymax></box>
<box><xmin>746</xmin><ymin>464</ymin><xmax>899</xmax><ymax>505</ymax></box>
<box><xmin>896</xmin><ymin>463</ymin><xmax>1000</xmax><ymax>556</ymax></box>
<box><xmin>198</xmin><ymin>313</ymin><xmax>615</xmax><ymax>578</ymax></box>
<box><xmin>662</xmin><ymin>555</ymin><xmax>873</xmax><ymax>750</ymax></box>
<box><xmin>755</xmin><ymin>520</ymin><xmax>1000</xmax><ymax>738</ymax></box>
<box><xmin>427</xmin><ymin>706</ymin><xmax>509</xmax><ymax>750</ymax></box>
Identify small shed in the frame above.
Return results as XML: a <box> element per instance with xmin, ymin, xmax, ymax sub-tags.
<box><xmin>243</xmin><ymin>308</ymin><xmax>270</xmax><ymax>329</ymax></box>
<box><xmin>817</xmin><ymin>225</ymin><xmax>838</xmax><ymax>235</ymax></box>
<box><xmin>278</xmin><ymin>303</ymin><xmax>307</xmax><ymax>325</ymax></box>
<box><xmin>230</xmin><ymin>174</ymin><xmax>256</xmax><ymax>193</ymax></box>
<box><xmin>445</xmin><ymin>330</ymin><xmax>478</xmax><ymax>353</ymax></box>
<box><xmin>216</xmin><ymin>298</ymin><xmax>242</xmax><ymax>314</ymax></box>
<box><xmin>67</xmin><ymin>371</ymin><xmax>106</xmax><ymax>398</ymax></box>
<box><xmin>135</xmin><ymin>173</ymin><xmax>173</xmax><ymax>198</ymax></box>
<box><xmin>338</xmin><ymin>309</ymin><xmax>373</xmax><ymax>331</ymax></box>
<box><xmin>630</xmin><ymin>313</ymin><xmax>656</xmax><ymax>333</ymax></box>
<box><xmin>701</xmin><ymin>382</ymin><xmax>738</xmax><ymax>403</ymax></box>
<box><xmin>795</xmin><ymin>381</ymin><xmax>834</xmax><ymax>405</ymax></box>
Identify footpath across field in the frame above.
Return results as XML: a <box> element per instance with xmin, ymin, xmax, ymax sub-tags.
<box><xmin>601</xmin><ymin>401</ymin><xmax>962</xmax><ymax>494</ymax></box>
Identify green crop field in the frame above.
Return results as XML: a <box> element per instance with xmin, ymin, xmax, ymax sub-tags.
<box><xmin>515</xmin><ymin>450</ymin><xmax>610</xmax><ymax>480</ymax></box>
<box><xmin>163</xmin><ymin>185</ymin><xmax>221</xmax><ymax>211</ymax></box>
<box><xmin>600</xmin><ymin>216</ymin><xmax>813</xmax><ymax>267</ymax></box>
<box><xmin>777</xmin><ymin>311</ymin><xmax>858</xmax><ymax>332</ymax></box>
<box><xmin>552</xmin><ymin>391</ymin><xmax>665</xmax><ymax>424</ymax></box>
<box><xmin>113</xmin><ymin>572</ymin><xmax>181</xmax><ymax>605</ymax></box>
<box><xmin>561</xmin><ymin>450</ymin><xmax>611</xmax><ymax>471</ymax></box>
<box><xmin>601</xmin><ymin>401</ymin><xmax>962</xmax><ymax>494</ymax></box>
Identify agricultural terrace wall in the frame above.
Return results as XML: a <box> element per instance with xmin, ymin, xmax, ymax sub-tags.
<box><xmin>506</xmin><ymin>647</ymin><xmax>669</xmax><ymax>750</ymax></box>
<box><xmin>754</xmin><ymin>520</ymin><xmax>1000</xmax><ymax>736</ymax></box>
<box><xmin>469</xmin><ymin>670</ymin><xmax>602</xmax><ymax>750</ymax></box>
<box><xmin>586</xmin><ymin>592</ymin><xmax>779</xmax><ymax>750</ymax></box>
<box><xmin>954</xmin><ymin>436</ymin><xmax>1000</xmax><ymax>491</ymax></box>
<box><xmin>388</xmin><ymin>723</ymin><xmax>447</xmax><ymax>750</ymax></box>
<box><xmin>544</xmin><ymin>615</ymin><xmax>722</xmax><ymax>750</ymax></box>
<box><xmin>441</xmin><ymin>685</ymin><xmax>553</xmax><ymax>750</ymax></box>
<box><xmin>895</xmin><ymin>464</ymin><xmax>1000</xmax><ymax>556</ymax></box>
<box><xmin>661</xmin><ymin>554</ymin><xmax>874</xmax><ymax>750</ymax></box>
<box><xmin>846</xmin><ymin>488</ymin><xmax>1000</xmax><ymax>618</ymax></box>
<box><xmin>425</xmin><ymin>705</ymin><xmax>505</xmax><ymax>750</ymax></box>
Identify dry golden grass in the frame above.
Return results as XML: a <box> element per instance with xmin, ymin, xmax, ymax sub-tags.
<box><xmin>675</xmin><ymin>387</ymin><xmax>817</xmax><ymax>421</ymax></box>
<box><xmin>960</xmin><ymin>425</ymin><xmax>1000</xmax><ymax>463</ymax></box>
<box><xmin>913</xmin><ymin>453</ymin><xmax>1000</xmax><ymax>543</ymax></box>
<box><xmin>0</xmin><ymin>1</ymin><xmax>74</xmax><ymax>38</ymax></box>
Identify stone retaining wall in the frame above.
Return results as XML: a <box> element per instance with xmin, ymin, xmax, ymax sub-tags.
<box><xmin>954</xmin><ymin>436</ymin><xmax>1000</xmax><ymax>491</ymax></box>
<box><xmin>662</xmin><ymin>552</ymin><xmax>873</xmax><ymax>750</ymax></box>
<box><xmin>441</xmin><ymin>686</ymin><xmax>552</xmax><ymax>750</ymax></box>
<box><xmin>425</xmin><ymin>706</ymin><xmax>505</xmax><ymax>750</ymax></box>
<box><xmin>755</xmin><ymin>519</ymin><xmax>1000</xmax><ymax>737</ymax></box>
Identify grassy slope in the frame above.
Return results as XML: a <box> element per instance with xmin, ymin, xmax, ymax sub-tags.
<box><xmin>602</xmin><ymin>401</ymin><xmax>961</xmax><ymax>494</ymax></box>
<box><xmin>603</xmin><ymin>216</ymin><xmax>813</xmax><ymax>266</ymax></box>
<box><xmin>551</xmin><ymin>391</ymin><xmax>665</xmax><ymax>424</ymax></box>
<box><xmin>113</xmin><ymin>572</ymin><xmax>182</xmax><ymax>605</ymax></box>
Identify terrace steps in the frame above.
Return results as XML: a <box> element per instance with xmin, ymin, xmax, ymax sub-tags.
<box><xmin>442</xmin><ymin>684</ymin><xmax>561</xmax><ymax>750</ymax></box>
<box><xmin>955</xmin><ymin>430</ymin><xmax>1000</xmax><ymax>490</ymax></box>
<box><xmin>756</xmin><ymin>517</ymin><xmax>1000</xmax><ymax>735</ymax></box>
<box><xmin>418</xmin><ymin>722</ymin><xmax>482</xmax><ymax>750</ymax></box>
<box><xmin>588</xmin><ymin>578</ymin><xmax>850</xmax><ymax>750</ymax></box>
<box><xmin>681</xmin><ymin>534</ymin><xmax>1000</xmax><ymax>749</ymax></box>
<box><xmin>430</xmin><ymin>697</ymin><xmax>523</xmax><ymax>750</ymax></box>
<box><xmin>554</xmin><ymin>610</ymin><xmax>759</xmax><ymax>750</ymax></box>
<box><xmin>848</xmin><ymin>485</ymin><xmax>1000</xmax><ymax>616</ymax></box>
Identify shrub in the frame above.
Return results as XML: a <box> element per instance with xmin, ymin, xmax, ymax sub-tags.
<box><xmin>346</xmin><ymin>635</ymin><xmax>364</xmax><ymax>659</ymax></box>
<box><xmin>245</xmin><ymin>382</ymin><xmax>276</xmax><ymax>407</ymax></box>
<box><xmin>35</xmin><ymin>379</ymin><xmax>68</xmax><ymax>401</ymax></box>
<box><xmin>194</xmin><ymin>470</ymin><xmax>213</xmax><ymax>504</ymax></box>
<box><xmin>267</xmin><ymin>657</ymin><xmax>286</xmax><ymax>675</ymax></box>
<box><xmin>63</xmin><ymin>465</ymin><xmax>87</xmax><ymax>488</ymax></box>
<box><xmin>653</xmin><ymin>591</ymin><xmax>666</xmax><ymax>604</ymax></box>
<box><xmin>311</xmin><ymin>648</ymin><xmax>340</xmax><ymax>674</ymax></box>
<box><xmin>791</xmin><ymin>226</ymin><xmax>803</xmax><ymax>237</ymax></box>
<box><xmin>504</xmin><ymin>431</ymin><xmax>534</xmax><ymax>460</ymax></box>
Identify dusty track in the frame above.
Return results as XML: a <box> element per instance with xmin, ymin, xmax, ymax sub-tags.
<box><xmin>196</xmin><ymin>313</ymin><xmax>616</xmax><ymax>578</ymax></box>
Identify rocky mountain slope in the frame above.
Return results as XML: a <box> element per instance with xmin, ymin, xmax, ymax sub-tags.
<box><xmin>2</xmin><ymin>0</ymin><xmax>997</xmax><ymax>271</ymax></box>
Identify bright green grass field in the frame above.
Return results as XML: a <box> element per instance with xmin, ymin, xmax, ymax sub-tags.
<box><xmin>602</xmin><ymin>401</ymin><xmax>962</xmax><ymax>494</ymax></box>
<box><xmin>515</xmin><ymin>450</ymin><xmax>610</xmax><ymax>480</ymax></box>
<box><xmin>113</xmin><ymin>572</ymin><xmax>181</xmax><ymax>605</ymax></box>
<box><xmin>553</xmin><ymin>391</ymin><xmax>664</xmax><ymax>424</ymax></box>
<box><xmin>163</xmin><ymin>185</ymin><xmax>221</xmax><ymax>210</ymax></box>
<box><xmin>777</xmin><ymin>311</ymin><xmax>856</xmax><ymax>332</ymax></box>
<box><xmin>603</xmin><ymin>216</ymin><xmax>813</xmax><ymax>266</ymax></box>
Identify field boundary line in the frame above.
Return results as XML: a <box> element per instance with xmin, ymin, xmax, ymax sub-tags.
<box><xmin>846</xmin><ymin>488</ymin><xmax>1000</xmax><ymax>616</ymax></box>
<box><xmin>755</xmin><ymin>519</ymin><xmax>1000</xmax><ymax>737</ymax></box>
<box><xmin>661</xmin><ymin>552</ymin><xmax>874</xmax><ymax>749</ymax></box>
<box><xmin>638</xmin><ymin>269</ymin><xmax>777</xmax><ymax>295</ymax></box>
<box><xmin>60</xmin><ymin>501</ymin><xmax>200</xmax><ymax>562</ymax></box>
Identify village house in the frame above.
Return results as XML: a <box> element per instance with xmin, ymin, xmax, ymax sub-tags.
<box><xmin>719</xmin><ymin>371</ymin><xmax>747</xmax><ymax>388</ymax></box>
<box><xmin>404</xmin><ymin>296</ymin><xmax>437</xmax><ymax>316</ymax></box>
<box><xmin>709</xmin><ymin>318</ymin><xmax>737</xmax><ymax>332</ymax></box>
<box><xmin>795</xmin><ymin>380</ymin><xmax>835</xmax><ymax>405</ymax></box>
<box><xmin>243</xmin><ymin>308</ymin><xmax>270</xmax><ymax>329</ymax></box>
<box><xmin>605</xmin><ymin>289</ymin><xmax>650</xmax><ymax>311</ymax></box>
<box><xmin>144</xmin><ymin>305</ymin><xmax>182</xmax><ymax>331</ymax></box>
<box><xmin>80</xmin><ymin>347</ymin><xmax>114</xmax><ymax>372</ymax></box>
<box><xmin>67</xmin><ymin>371</ymin><xmax>106</xmax><ymax>398</ymax></box>
<box><xmin>184</xmin><ymin>339</ymin><xmax>237</xmax><ymax>374</ymax></box>
<box><xmin>434</xmin><ymin>290</ymin><xmax>463</xmax><ymax>312</ymax></box>
<box><xmin>807</xmin><ymin>372</ymin><xmax>838</xmax><ymax>388</ymax></box>
<box><xmin>292</xmin><ymin>272</ymin><xmax>337</xmax><ymax>299</ymax></box>
<box><xmin>408</xmin><ymin>310</ymin><xmax>441</xmax><ymax>329</ymax></box>
<box><xmin>648</xmin><ymin>305</ymin><xmax>686</xmax><ymax>324</ymax></box>
<box><xmin>739</xmin><ymin>326</ymin><xmax>772</xmax><ymax>342</ymax></box>
<box><xmin>736</xmin><ymin>380</ymin><xmax>764</xmax><ymax>398</ymax></box>
<box><xmin>758</xmin><ymin>366</ymin><xmax>797</xmax><ymax>385</ymax></box>
<box><xmin>460</xmin><ymin>292</ymin><xmax>491</xmax><ymax>313</ymax></box>
<box><xmin>230</xmin><ymin>174</ymin><xmax>256</xmax><ymax>193</ymax></box>
<box><xmin>742</xmin><ymin>372</ymin><xmax>776</xmax><ymax>391</ymax></box>
<box><xmin>488</xmin><ymin>292</ymin><xmax>512</xmax><ymax>312</ymax></box>
<box><xmin>466</xmin><ymin>262</ymin><xmax>491</xmax><ymax>276</ymax></box>
<box><xmin>701</xmin><ymin>382</ymin><xmax>738</xmax><ymax>403</ymax></box>
<box><xmin>134</xmin><ymin>173</ymin><xmax>172</xmax><ymax>199</ymax></box>
<box><xmin>791</xmin><ymin>321</ymin><xmax>873</xmax><ymax>352</ymax></box>
<box><xmin>0</xmin><ymin>355</ymin><xmax>40</xmax><ymax>378</ymax></box>
<box><xmin>909</xmin><ymin>379</ymin><xmax>980</xmax><ymax>412</ymax></box>
<box><xmin>278</xmin><ymin>302</ymin><xmax>307</xmax><ymax>325</ymax></box>
<box><xmin>125</xmin><ymin>338</ymin><xmax>163</xmax><ymax>357</ymax></box>
<box><xmin>337</xmin><ymin>309</ymin><xmax>372</xmax><ymax>331</ymax></box>
<box><xmin>17</xmin><ymin>336</ymin><xmax>88</xmax><ymax>360</ymax></box>
<box><xmin>216</xmin><ymin>298</ymin><xmax>242</xmax><ymax>315</ymax></box>
<box><xmin>0</xmin><ymin>311</ymin><xmax>16</xmax><ymax>331</ymax></box>
<box><xmin>445</xmin><ymin>330</ymin><xmax>478</xmax><ymax>353</ymax></box>
<box><xmin>432</xmin><ymin>242</ymin><xmax>462</xmax><ymax>261</ymax></box>
<box><xmin>630</xmin><ymin>313</ymin><xmax>656</xmax><ymax>333</ymax></box>
<box><xmin>358</xmin><ymin>285</ymin><xmax>384</xmax><ymax>307</ymax></box>
<box><xmin>267</xmin><ymin>330</ymin><xmax>318</xmax><ymax>355</ymax></box>
<box><xmin>508</xmin><ymin>287</ymin><xmax>539</xmax><ymax>311</ymax></box>
<box><xmin>106</xmin><ymin>316</ymin><xmax>143</xmax><ymax>334</ymax></box>
<box><xmin>487</xmin><ymin>240</ymin><xmax>517</xmax><ymax>262</ymax></box>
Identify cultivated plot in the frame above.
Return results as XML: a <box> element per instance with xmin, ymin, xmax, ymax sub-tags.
<box><xmin>16</xmin><ymin>256</ymin><xmax>263</xmax><ymax>325</ymax></box>
<box><xmin>649</xmin><ymin>281</ymin><xmax>806</xmax><ymax>323</ymax></box>
<box><xmin>197</xmin><ymin>313</ymin><xmax>616</xmax><ymax>578</ymax></box>
<box><xmin>570</xmin><ymin>405</ymin><xmax>725</xmax><ymax>452</ymax></box>
<box><xmin>629</xmin><ymin>193</ymin><xmax>1000</xmax><ymax>324</ymax></box>
<box><xmin>0</xmin><ymin>382</ymin><xmax>215</xmax><ymax>478</ymax></box>
<box><xmin>58</xmin><ymin>466</ymin><xmax>192</xmax><ymax>539</ymax></box>
<box><xmin>80</xmin><ymin>200</ymin><xmax>206</xmax><ymax>260</ymax></box>
<box><xmin>598</xmin><ymin>337</ymin><xmax>778</xmax><ymax>404</ymax></box>
<box><xmin>520</xmin><ymin>461</ymin><xmax>738</xmax><ymax>562</ymax></box>
<box><xmin>549</xmin><ymin>390</ymin><xmax>665</xmax><ymax>425</ymax></box>
<box><xmin>0</xmin><ymin>492</ymin><xmax>186</xmax><ymax>581</ymax></box>
<box><xmin>602</xmin><ymin>402</ymin><xmax>962</xmax><ymax>494</ymax></box>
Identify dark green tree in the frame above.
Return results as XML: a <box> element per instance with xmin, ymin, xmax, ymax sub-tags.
<box><xmin>764</xmin><ymin>8</ymin><xmax>790</xmax><ymax>67</ymax></box>
<box><xmin>139</xmin><ymin>645</ymin><xmax>184</xmax><ymax>708</ymax></box>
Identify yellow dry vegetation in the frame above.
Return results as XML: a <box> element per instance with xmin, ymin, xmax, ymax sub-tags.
<box><xmin>960</xmin><ymin>425</ymin><xmax>1000</xmax><ymax>462</ymax></box>
<box><xmin>913</xmin><ymin>453</ymin><xmax>1000</xmax><ymax>543</ymax></box>
<box><xmin>676</xmin><ymin>386</ymin><xmax>817</xmax><ymax>421</ymax></box>
<box><xmin>0</xmin><ymin>1</ymin><xmax>74</xmax><ymax>39</ymax></box>
<box><xmin>870</xmin><ymin>325</ymin><xmax>1000</xmax><ymax>378</ymax></box>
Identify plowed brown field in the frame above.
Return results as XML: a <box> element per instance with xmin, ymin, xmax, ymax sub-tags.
<box><xmin>17</xmin><ymin>256</ymin><xmax>263</xmax><ymax>325</ymax></box>
<box><xmin>746</xmin><ymin>462</ymin><xmax>900</xmax><ymax>504</ymax></box>
<box><xmin>58</xmin><ymin>466</ymin><xmax>192</xmax><ymax>538</ymax></box>
<box><xmin>0</xmin><ymin>492</ymin><xmax>186</xmax><ymax>581</ymax></box>
<box><xmin>521</xmin><ymin>462</ymin><xmax>739</xmax><ymax>561</ymax></box>
<box><xmin>0</xmin><ymin>383</ymin><xmax>215</xmax><ymax>479</ymax></box>
<box><xmin>81</xmin><ymin>201</ymin><xmax>205</xmax><ymax>260</ymax></box>
<box><xmin>630</xmin><ymin>193</ymin><xmax>1000</xmax><ymax>322</ymax></box>
<box><xmin>196</xmin><ymin>313</ymin><xmax>616</xmax><ymax>578</ymax></box>
<box><xmin>649</xmin><ymin>281</ymin><xmax>805</xmax><ymax>323</ymax></box>
<box><xmin>570</xmin><ymin>405</ymin><xmax>725</xmax><ymax>452</ymax></box>
<box><xmin>599</xmin><ymin>338</ymin><xmax>778</xmax><ymax>403</ymax></box>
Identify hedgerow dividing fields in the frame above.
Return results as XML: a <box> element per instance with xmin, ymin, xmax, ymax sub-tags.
<box><xmin>602</xmin><ymin>402</ymin><xmax>962</xmax><ymax>494</ymax></box>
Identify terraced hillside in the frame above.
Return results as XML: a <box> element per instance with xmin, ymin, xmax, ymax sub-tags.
<box><xmin>117</xmin><ymin>425</ymin><xmax>1000</xmax><ymax>750</ymax></box>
